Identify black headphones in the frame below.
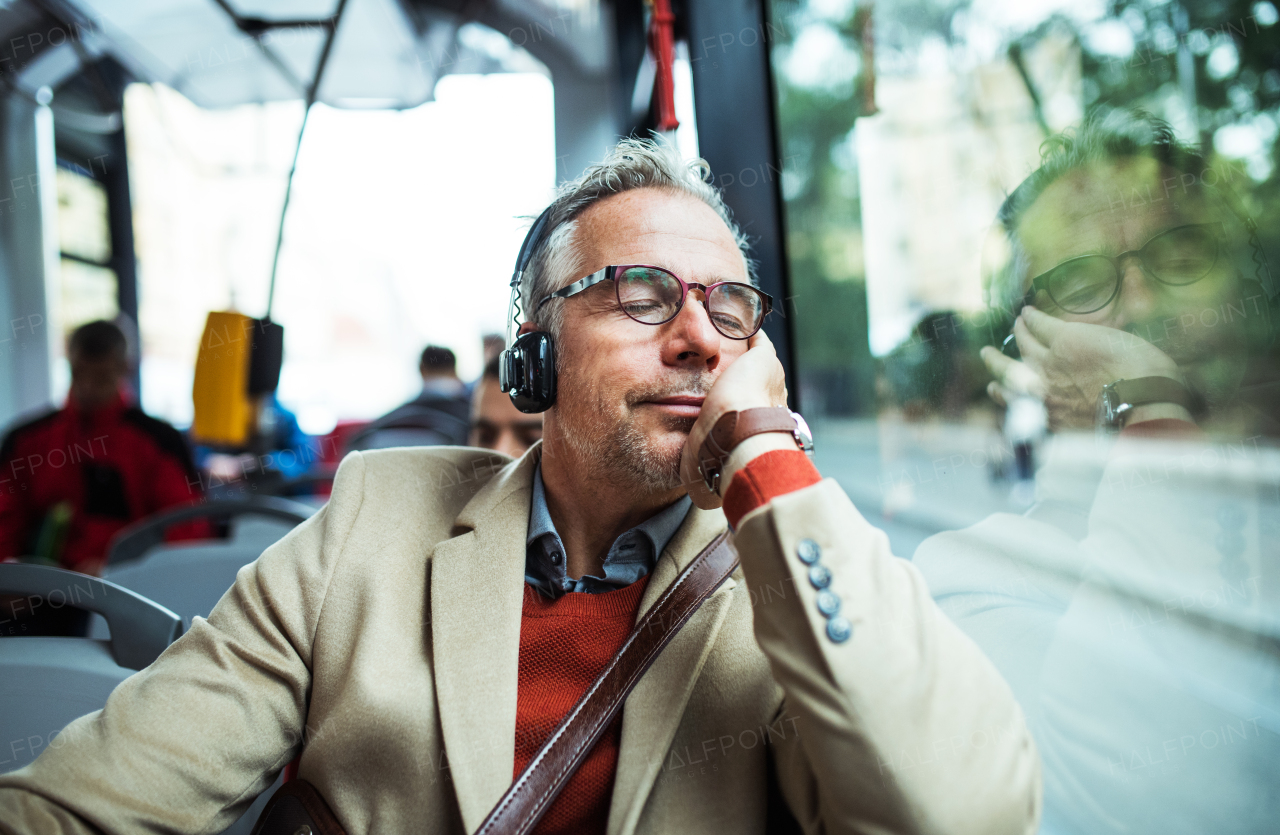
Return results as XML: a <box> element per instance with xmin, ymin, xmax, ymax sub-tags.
<box><xmin>499</xmin><ymin>205</ymin><xmax>559</xmax><ymax>413</ymax></box>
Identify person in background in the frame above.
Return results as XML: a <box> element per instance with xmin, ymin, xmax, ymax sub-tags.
<box><xmin>0</xmin><ymin>320</ymin><xmax>203</xmax><ymax>577</ymax></box>
<box><xmin>469</xmin><ymin>354</ymin><xmax>543</xmax><ymax>458</ymax></box>
<box><xmin>347</xmin><ymin>345</ymin><xmax>470</xmax><ymax>451</ymax></box>
<box><xmin>198</xmin><ymin>393</ymin><xmax>317</xmax><ymax>497</ymax></box>
<box><xmin>481</xmin><ymin>333</ymin><xmax>506</xmax><ymax>366</ymax></box>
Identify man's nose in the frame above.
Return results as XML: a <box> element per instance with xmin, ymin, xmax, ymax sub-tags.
<box><xmin>660</xmin><ymin>290</ymin><xmax>721</xmax><ymax>369</ymax></box>
<box><xmin>1111</xmin><ymin>258</ymin><xmax>1162</xmax><ymax>329</ymax></box>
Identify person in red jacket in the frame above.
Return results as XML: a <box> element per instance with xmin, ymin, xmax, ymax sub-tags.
<box><xmin>0</xmin><ymin>319</ymin><xmax>203</xmax><ymax>577</ymax></box>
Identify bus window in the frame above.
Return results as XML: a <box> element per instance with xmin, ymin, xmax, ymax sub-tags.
<box><xmin>768</xmin><ymin>0</ymin><xmax>1280</xmax><ymax>832</ymax></box>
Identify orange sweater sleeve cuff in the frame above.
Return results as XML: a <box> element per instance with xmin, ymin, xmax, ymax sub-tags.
<box><xmin>722</xmin><ymin>449</ymin><xmax>822</xmax><ymax>530</ymax></box>
<box><xmin>1118</xmin><ymin>417</ymin><xmax>1203</xmax><ymax>440</ymax></box>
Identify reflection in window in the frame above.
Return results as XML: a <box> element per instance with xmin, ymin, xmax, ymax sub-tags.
<box><xmin>769</xmin><ymin>1</ymin><xmax>1279</xmax><ymax>832</ymax></box>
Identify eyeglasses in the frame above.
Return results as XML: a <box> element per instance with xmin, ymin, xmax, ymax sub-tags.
<box><xmin>1025</xmin><ymin>223</ymin><xmax>1225</xmax><ymax>315</ymax></box>
<box><xmin>1000</xmin><ymin>222</ymin><xmax>1227</xmax><ymax>358</ymax></box>
<box><xmin>535</xmin><ymin>264</ymin><xmax>773</xmax><ymax>340</ymax></box>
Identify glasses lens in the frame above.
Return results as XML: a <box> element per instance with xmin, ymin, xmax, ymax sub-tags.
<box><xmin>616</xmin><ymin>267</ymin><xmax>682</xmax><ymax>324</ymax></box>
<box><xmin>707</xmin><ymin>283</ymin><xmax>767</xmax><ymax>339</ymax></box>
<box><xmin>1146</xmin><ymin>225</ymin><xmax>1218</xmax><ymax>285</ymax></box>
<box><xmin>1046</xmin><ymin>257</ymin><xmax>1118</xmax><ymax>314</ymax></box>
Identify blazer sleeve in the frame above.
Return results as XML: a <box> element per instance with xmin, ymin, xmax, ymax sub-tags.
<box><xmin>734</xmin><ymin>478</ymin><xmax>1042</xmax><ymax>835</ymax></box>
<box><xmin>0</xmin><ymin>453</ymin><xmax>369</xmax><ymax>835</ymax></box>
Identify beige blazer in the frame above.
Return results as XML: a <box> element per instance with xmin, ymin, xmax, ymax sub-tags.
<box><xmin>0</xmin><ymin>445</ymin><xmax>1040</xmax><ymax>834</ymax></box>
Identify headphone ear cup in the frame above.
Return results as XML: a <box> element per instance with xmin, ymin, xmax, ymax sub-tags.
<box><xmin>502</xmin><ymin>331</ymin><xmax>557</xmax><ymax>413</ymax></box>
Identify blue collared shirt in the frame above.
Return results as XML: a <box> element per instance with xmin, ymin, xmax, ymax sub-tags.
<box><xmin>525</xmin><ymin>464</ymin><xmax>692</xmax><ymax>599</ymax></box>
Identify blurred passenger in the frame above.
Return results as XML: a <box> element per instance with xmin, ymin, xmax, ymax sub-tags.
<box><xmin>347</xmin><ymin>345</ymin><xmax>470</xmax><ymax>451</ymax></box>
<box><xmin>0</xmin><ymin>320</ymin><xmax>202</xmax><ymax>577</ymax></box>
<box><xmin>916</xmin><ymin>111</ymin><xmax>1280</xmax><ymax>835</ymax></box>
<box><xmin>481</xmin><ymin>332</ymin><xmax>506</xmax><ymax>365</ymax></box>
<box><xmin>469</xmin><ymin>355</ymin><xmax>543</xmax><ymax>457</ymax></box>
<box><xmin>198</xmin><ymin>394</ymin><xmax>317</xmax><ymax>497</ymax></box>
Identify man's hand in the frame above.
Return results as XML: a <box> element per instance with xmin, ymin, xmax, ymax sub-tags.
<box><xmin>980</xmin><ymin>307</ymin><xmax>1182</xmax><ymax>431</ymax></box>
<box><xmin>681</xmin><ymin>329</ymin><xmax>789</xmax><ymax>510</ymax></box>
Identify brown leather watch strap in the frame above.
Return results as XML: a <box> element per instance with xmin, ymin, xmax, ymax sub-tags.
<box><xmin>1113</xmin><ymin>376</ymin><xmax>1198</xmax><ymax>415</ymax></box>
<box><xmin>475</xmin><ymin>531</ymin><xmax>740</xmax><ymax>835</ymax></box>
<box><xmin>698</xmin><ymin>407</ymin><xmax>798</xmax><ymax>495</ymax></box>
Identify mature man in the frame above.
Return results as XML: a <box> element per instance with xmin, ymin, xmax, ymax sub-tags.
<box><xmin>917</xmin><ymin>113</ymin><xmax>1280</xmax><ymax>834</ymax></box>
<box><xmin>470</xmin><ymin>355</ymin><xmax>543</xmax><ymax>457</ymax></box>
<box><xmin>347</xmin><ymin>345</ymin><xmax>470</xmax><ymax>451</ymax></box>
<box><xmin>0</xmin><ymin>141</ymin><xmax>1038</xmax><ymax>834</ymax></box>
<box><xmin>0</xmin><ymin>320</ymin><xmax>202</xmax><ymax>577</ymax></box>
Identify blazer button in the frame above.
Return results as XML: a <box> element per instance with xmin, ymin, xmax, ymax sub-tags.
<box><xmin>807</xmin><ymin>565</ymin><xmax>832</xmax><ymax>590</ymax></box>
<box><xmin>826</xmin><ymin>616</ymin><xmax>853</xmax><ymax>643</ymax></box>
<box><xmin>796</xmin><ymin>538</ymin><xmax>821</xmax><ymax>565</ymax></box>
<box><xmin>815</xmin><ymin>590</ymin><xmax>841</xmax><ymax>617</ymax></box>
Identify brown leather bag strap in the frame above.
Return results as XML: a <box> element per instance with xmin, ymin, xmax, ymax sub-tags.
<box><xmin>475</xmin><ymin>530</ymin><xmax>741</xmax><ymax>835</ymax></box>
<box><xmin>251</xmin><ymin>778</ymin><xmax>348</xmax><ymax>835</ymax></box>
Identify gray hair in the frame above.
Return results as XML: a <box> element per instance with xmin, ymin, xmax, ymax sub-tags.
<box><xmin>519</xmin><ymin>137</ymin><xmax>755</xmax><ymax>338</ymax></box>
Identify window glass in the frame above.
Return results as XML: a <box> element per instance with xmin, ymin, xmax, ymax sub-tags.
<box><xmin>58</xmin><ymin>258</ymin><xmax>119</xmax><ymax>333</ymax></box>
<box><xmin>769</xmin><ymin>0</ymin><xmax>1280</xmax><ymax>830</ymax></box>
<box><xmin>125</xmin><ymin>70</ymin><xmax>555</xmax><ymax>432</ymax></box>
<box><xmin>56</xmin><ymin>166</ymin><xmax>112</xmax><ymax>265</ymax></box>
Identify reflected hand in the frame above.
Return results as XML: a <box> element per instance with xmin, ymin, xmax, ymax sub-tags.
<box><xmin>980</xmin><ymin>307</ymin><xmax>1180</xmax><ymax>431</ymax></box>
<box><xmin>681</xmin><ymin>329</ymin><xmax>789</xmax><ymax>510</ymax></box>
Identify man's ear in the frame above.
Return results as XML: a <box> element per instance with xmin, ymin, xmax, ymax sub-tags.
<box><xmin>517</xmin><ymin>321</ymin><xmax>539</xmax><ymax>337</ymax></box>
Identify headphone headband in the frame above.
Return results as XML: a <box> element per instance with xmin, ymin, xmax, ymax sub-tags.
<box><xmin>511</xmin><ymin>204</ymin><xmax>557</xmax><ymax>290</ymax></box>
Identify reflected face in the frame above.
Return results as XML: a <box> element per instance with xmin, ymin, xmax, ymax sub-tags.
<box><xmin>543</xmin><ymin>188</ymin><xmax>751</xmax><ymax>494</ymax></box>
<box><xmin>1016</xmin><ymin>157</ymin><xmax>1249</xmax><ymax>401</ymax></box>
<box><xmin>470</xmin><ymin>377</ymin><xmax>543</xmax><ymax>458</ymax></box>
<box><xmin>68</xmin><ymin>353</ymin><xmax>126</xmax><ymax>411</ymax></box>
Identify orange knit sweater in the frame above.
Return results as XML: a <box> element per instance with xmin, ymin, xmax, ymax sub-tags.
<box><xmin>514</xmin><ymin>576</ymin><xmax>650</xmax><ymax>835</ymax></box>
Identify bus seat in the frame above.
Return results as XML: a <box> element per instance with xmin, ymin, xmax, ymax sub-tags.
<box><xmin>102</xmin><ymin>542</ymin><xmax>269</xmax><ymax>630</ymax></box>
<box><xmin>0</xmin><ymin>565</ymin><xmax>183</xmax><ymax>773</ymax></box>
<box><xmin>107</xmin><ymin>496</ymin><xmax>314</xmax><ymax>567</ymax></box>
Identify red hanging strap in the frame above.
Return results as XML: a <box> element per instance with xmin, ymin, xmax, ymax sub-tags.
<box><xmin>647</xmin><ymin>0</ymin><xmax>679</xmax><ymax>132</ymax></box>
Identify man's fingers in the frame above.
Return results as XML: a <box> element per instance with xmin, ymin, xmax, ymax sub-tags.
<box><xmin>1013</xmin><ymin>317</ymin><xmax>1049</xmax><ymax>367</ymax></box>
<box><xmin>980</xmin><ymin>345</ymin><xmax>1016</xmax><ymax>381</ymax></box>
<box><xmin>986</xmin><ymin>381</ymin><xmax>1007</xmax><ymax>408</ymax></box>
<box><xmin>1019</xmin><ymin>306</ymin><xmax>1066</xmax><ymax>346</ymax></box>
<box><xmin>980</xmin><ymin>346</ymin><xmax>1044</xmax><ymax>398</ymax></box>
<box><xmin>746</xmin><ymin>327</ymin><xmax>776</xmax><ymax>355</ymax></box>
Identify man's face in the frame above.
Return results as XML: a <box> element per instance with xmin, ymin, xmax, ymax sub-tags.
<box><xmin>1016</xmin><ymin>157</ymin><xmax>1249</xmax><ymax>401</ymax></box>
<box><xmin>542</xmin><ymin>188</ymin><xmax>751</xmax><ymax>494</ymax></box>
<box><xmin>471</xmin><ymin>377</ymin><xmax>543</xmax><ymax>458</ymax></box>
<box><xmin>68</xmin><ymin>352</ymin><xmax>127</xmax><ymax>411</ymax></box>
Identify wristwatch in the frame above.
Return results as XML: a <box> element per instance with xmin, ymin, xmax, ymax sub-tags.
<box><xmin>1095</xmin><ymin>376</ymin><xmax>1198</xmax><ymax>432</ymax></box>
<box><xmin>697</xmin><ymin>406</ymin><xmax>814</xmax><ymax>495</ymax></box>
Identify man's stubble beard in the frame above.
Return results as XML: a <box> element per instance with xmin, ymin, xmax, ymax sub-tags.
<box><xmin>553</xmin><ymin>362</ymin><xmax>710</xmax><ymax>497</ymax></box>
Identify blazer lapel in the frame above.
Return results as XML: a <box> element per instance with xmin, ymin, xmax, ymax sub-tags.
<box><xmin>430</xmin><ymin>449</ymin><xmax>538</xmax><ymax>833</ymax></box>
<box><xmin>608</xmin><ymin>507</ymin><xmax>735</xmax><ymax>835</ymax></box>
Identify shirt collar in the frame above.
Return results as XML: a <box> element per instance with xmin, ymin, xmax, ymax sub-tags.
<box><xmin>525</xmin><ymin>463</ymin><xmax>692</xmax><ymax>598</ymax></box>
